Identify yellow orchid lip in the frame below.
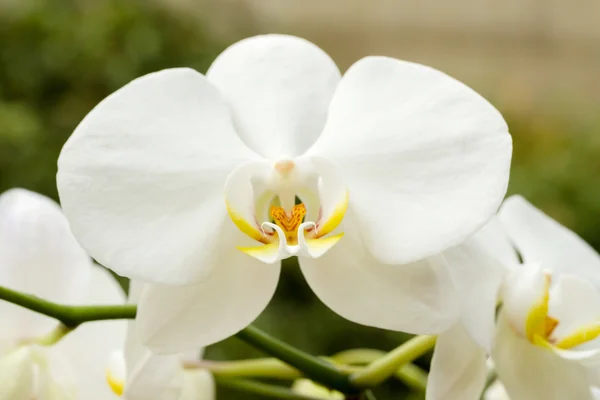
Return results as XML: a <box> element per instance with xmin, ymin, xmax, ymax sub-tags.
<box><xmin>555</xmin><ymin>323</ymin><xmax>600</xmax><ymax>350</ymax></box>
<box><xmin>525</xmin><ymin>274</ymin><xmax>553</xmax><ymax>343</ymax></box>
<box><xmin>232</xmin><ymin>191</ymin><xmax>349</xmax><ymax>263</ymax></box>
<box><xmin>524</xmin><ymin>273</ymin><xmax>600</xmax><ymax>351</ymax></box>
<box><xmin>224</xmin><ymin>156</ymin><xmax>349</xmax><ymax>263</ymax></box>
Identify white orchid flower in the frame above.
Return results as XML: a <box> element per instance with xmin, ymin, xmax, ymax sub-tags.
<box><xmin>0</xmin><ymin>188</ymin><xmax>126</xmax><ymax>400</ymax></box>
<box><xmin>57</xmin><ymin>34</ymin><xmax>512</xmax><ymax>352</ymax></box>
<box><xmin>428</xmin><ymin>195</ymin><xmax>600</xmax><ymax>400</ymax></box>
<box><xmin>106</xmin><ymin>282</ymin><xmax>214</xmax><ymax>400</ymax></box>
<box><xmin>484</xmin><ymin>381</ymin><xmax>600</xmax><ymax>400</ymax></box>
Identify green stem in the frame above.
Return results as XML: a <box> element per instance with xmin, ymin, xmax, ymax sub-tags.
<box><xmin>0</xmin><ymin>284</ymin><xmax>357</xmax><ymax>393</ymax></box>
<box><xmin>350</xmin><ymin>335</ymin><xmax>436</xmax><ymax>387</ymax></box>
<box><xmin>202</xmin><ymin>349</ymin><xmax>429</xmax><ymax>392</ymax></box>
<box><xmin>396</xmin><ymin>363</ymin><xmax>429</xmax><ymax>392</ymax></box>
<box><xmin>196</xmin><ymin>358</ymin><xmax>300</xmax><ymax>380</ymax></box>
<box><xmin>214</xmin><ymin>376</ymin><xmax>322</xmax><ymax>400</ymax></box>
<box><xmin>236</xmin><ymin>325</ymin><xmax>357</xmax><ymax>394</ymax></box>
<box><xmin>331</xmin><ymin>349</ymin><xmax>428</xmax><ymax>392</ymax></box>
<box><xmin>362</xmin><ymin>390</ymin><xmax>377</xmax><ymax>400</ymax></box>
<box><xmin>0</xmin><ymin>285</ymin><xmax>136</xmax><ymax>328</ymax></box>
<box><xmin>34</xmin><ymin>323</ymin><xmax>73</xmax><ymax>346</ymax></box>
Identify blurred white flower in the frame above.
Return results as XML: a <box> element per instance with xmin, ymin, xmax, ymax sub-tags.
<box><xmin>428</xmin><ymin>195</ymin><xmax>600</xmax><ymax>400</ymax></box>
<box><xmin>0</xmin><ymin>188</ymin><xmax>126</xmax><ymax>400</ymax></box>
<box><xmin>106</xmin><ymin>282</ymin><xmax>215</xmax><ymax>400</ymax></box>
<box><xmin>57</xmin><ymin>33</ymin><xmax>512</xmax><ymax>352</ymax></box>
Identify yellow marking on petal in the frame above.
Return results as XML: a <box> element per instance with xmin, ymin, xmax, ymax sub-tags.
<box><xmin>532</xmin><ymin>334</ymin><xmax>554</xmax><ymax>350</ymax></box>
<box><xmin>270</xmin><ymin>204</ymin><xmax>306</xmax><ymax>245</ymax></box>
<box><xmin>306</xmin><ymin>233</ymin><xmax>344</xmax><ymax>250</ymax></box>
<box><xmin>525</xmin><ymin>274</ymin><xmax>552</xmax><ymax>342</ymax></box>
<box><xmin>237</xmin><ymin>242</ymin><xmax>280</xmax><ymax>263</ymax></box>
<box><xmin>556</xmin><ymin>323</ymin><xmax>600</xmax><ymax>349</ymax></box>
<box><xmin>226</xmin><ymin>201</ymin><xmax>268</xmax><ymax>243</ymax></box>
<box><xmin>305</xmin><ymin>233</ymin><xmax>344</xmax><ymax>258</ymax></box>
<box><xmin>316</xmin><ymin>191</ymin><xmax>349</xmax><ymax>238</ymax></box>
<box><xmin>106</xmin><ymin>368</ymin><xmax>124</xmax><ymax>396</ymax></box>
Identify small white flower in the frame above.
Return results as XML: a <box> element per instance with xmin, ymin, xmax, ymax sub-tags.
<box><xmin>106</xmin><ymin>282</ymin><xmax>215</xmax><ymax>400</ymax></box>
<box><xmin>428</xmin><ymin>196</ymin><xmax>600</xmax><ymax>400</ymax></box>
<box><xmin>57</xmin><ymin>34</ymin><xmax>512</xmax><ymax>352</ymax></box>
<box><xmin>0</xmin><ymin>188</ymin><xmax>126</xmax><ymax>400</ymax></box>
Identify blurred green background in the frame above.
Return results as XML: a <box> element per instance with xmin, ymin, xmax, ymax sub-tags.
<box><xmin>1</xmin><ymin>0</ymin><xmax>599</xmax><ymax>399</ymax></box>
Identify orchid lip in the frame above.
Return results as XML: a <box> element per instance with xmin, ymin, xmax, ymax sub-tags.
<box><xmin>225</xmin><ymin>157</ymin><xmax>349</xmax><ymax>263</ymax></box>
<box><xmin>507</xmin><ymin>270</ymin><xmax>600</xmax><ymax>352</ymax></box>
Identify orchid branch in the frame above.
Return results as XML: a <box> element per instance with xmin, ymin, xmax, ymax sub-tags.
<box><xmin>330</xmin><ymin>349</ymin><xmax>428</xmax><ymax>391</ymax></box>
<box><xmin>201</xmin><ymin>349</ymin><xmax>429</xmax><ymax>392</ymax></box>
<box><xmin>0</xmin><ymin>283</ymin><xmax>433</xmax><ymax>395</ymax></box>
<box><xmin>236</xmin><ymin>325</ymin><xmax>358</xmax><ymax>393</ymax></box>
<box><xmin>0</xmin><ymin>284</ymin><xmax>356</xmax><ymax>393</ymax></box>
<box><xmin>0</xmin><ymin>284</ymin><xmax>136</xmax><ymax>328</ymax></box>
<box><xmin>349</xmin><ymin>335</ymin><xmax>436</xmax><ymax>387</ymax></box>
<box><xmin>214</xmin><ymin>376</ymin><xmax>322</xmax><ymax>400</ymax></box>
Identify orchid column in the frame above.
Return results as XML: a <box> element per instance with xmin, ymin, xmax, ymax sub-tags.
<box><xmin>57</xmin><ymin>34</ymin><xmax>512</xmax><ymax>353</ymax></box>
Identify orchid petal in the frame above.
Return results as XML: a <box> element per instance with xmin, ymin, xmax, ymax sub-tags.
<box><xmin>546</xmin><ymin>275</ymin><xmax>600</xmax><ymax>367</ymax></box>
<box><xmin>0</xmin><ymin>347</ymin><xmax>35</xmax><ymax>400</ymax></box>
<box><xmin>52</xmin><ymin>266</ymin><xmax>126</xmax><ymax>400</ymax></box>
<box><xmin>492</xmin><ymin>312</ymin><xmax>594</xmax><ymax>400</ymax></box>
<box><xmin>442</xmin><ymin>223</ymin><xmax>508</xmax><ymax>351</ymax></box>
<box><xmin>224</xmin><ymin>160</ymin><xmax>272</xmax><ymax>244</ymax></box>
<box><xmin>180</xmin><ymin>370</ymin><xmax>215</xmax><ymax>400</ymax></box>
<box><xmin>302</xmin><ymin>156</ymin><xmax>349</xmax><ymax>238</ymax></box>
<box><xmin>471</xmin><ymin>217</ymin><xmax>520</xmax><ymax>270</ymax></box>
<box><xmin>122</xmin><ymin>282</ymin><xmax>188</xmax><ymax>400</ymax></box>
<box><xmin>298</xmin><ymin>227</ymin><xmax>344</xmax><ymax>259</ymax></box>
<box><xmin>37</xmin><ymin>349</ymin><xmax>78</xmax><ymax>400</ymax></box>
<box><xmin>484</xmin><ymin>381</ymin><xmax>510</xmax><ymax>400</ymax></box>
<box><xmin>307</xmin><ymin>56</ymin><xmax>512</xmax><ymax>265</ymax></box>
<box><xmin>299</xmin><ymin>214</ymin><xmax>459</xmax><ymax>333</ymax></box>
<box><xmin>550</xmin><ymin>275</ymin><xmax>600</xmax><ymax>346</ymax></box>
<box><xmin>207</xmin><ymin>34</ymin><xmax>341</xmax><ymax>158</ymax></box>
<box><xmin>427</xmin><ymin>323</ymin><xmax>487</xmax><ymax>400</ymax></box>
<box><xmin>57</xmin><ymin>68</ymin><xmax>258</xmax><ymax>285</ymax></box>
<box><xmin>106</xmin><ymin>351</ymin><xmax>125</xmax><ymax>396</ymax></box>
<box><xmin>137</xmin><ymin>223</ymin><xmax>280</xmax><ymax>352</ymax></box>
<box><xmin>499</xmin><ymin>195</ymin><xmax>600</xmax><ymax>287</ymax></box>
<box><xmin>500</xmin><ymin>263</ymin><xmax>549</xmax><ymax>340</ymax></box>
<box><xmin>124</xmin><ymin>351</ymin><xmax>183</xmax><ymax>400</ymax></box>
<box><xmin>0</xmin><ymin>189</ymin><xmax>91</xmax><ymax>341</ymax></box>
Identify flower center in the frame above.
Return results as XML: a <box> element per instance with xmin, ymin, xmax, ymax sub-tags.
<box><xmin>270</xmin><ymin>203</ymin><xmax>307</xmax><ymax>245</ymax></box>
<box><xmin>521</xmin><ymin>274</ymin><xmax>600</xmax><ymax>350</ymax></box>
<box><xmin>224</xmin><ymin>157</ymin><xmax>349</xmax><ymax>263</ymax></box>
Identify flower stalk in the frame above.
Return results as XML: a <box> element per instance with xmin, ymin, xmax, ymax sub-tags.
<box><xmin>0</xmin><ymin>284</ymin><xmax>137</xmax><ymax>328</ymax></box>
<box><xmin>34</xmin><ymin>323</ymin><xmax>73</xmax><ymax>346</ymax></box>
<box><xmin>214</xmin><ymin>376</ymin><xmax>322</xmax><ymax>400</ymax></box>
<box><xmin>350</xmin><ymin>335</ymin><xmax>436</xmax><ymax>387</ymax></box>
<box><xmin>0</xmin><ymin>284</ymin><xmax>357</xmax><ymax>393</ymax></box>
<box><xmin>236</xmin><ymin>325</ymin><xmax>357</xmax><ymax>393</ymax></box>
<box><xmin>192</xmin><ymin>358</ymin><xmax>300</xmax><ymax>380</ymax></box>
<box><xmin>330</xmin><ymin>349</ymin><xmax>428</xmax><ymax>392</ymax></box>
